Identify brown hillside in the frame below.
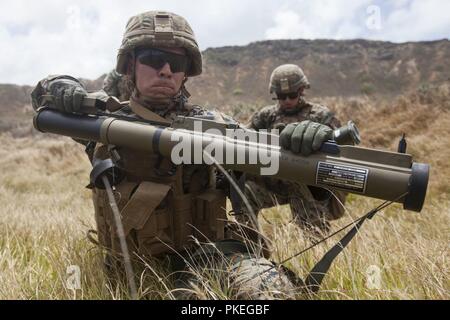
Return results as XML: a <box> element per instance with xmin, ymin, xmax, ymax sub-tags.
<box><xmin>188</xmin><ymin>39</ymin><xmax>450</xmax><ymax>108</ymax></box>
<box><xmin>1</xmin><ymin>38</ymin><xmax>449</xmax><ymax>137</ymax></box>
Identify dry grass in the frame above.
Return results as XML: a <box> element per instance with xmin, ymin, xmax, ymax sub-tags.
<box><xmin>0</xmin><ymin>84</ymin><xmax>449</xmax><ymax>300</ymax></box>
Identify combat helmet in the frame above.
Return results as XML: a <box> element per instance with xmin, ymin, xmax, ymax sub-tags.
<box><xmin>269</xmin><ymin>64</ymin><xmax>310</xmax><ymax>94</ymax></box>
<box><xmin>116</xmin><ymin>11</ymin><xmax>202</xmax><ymax>77</ymax></box>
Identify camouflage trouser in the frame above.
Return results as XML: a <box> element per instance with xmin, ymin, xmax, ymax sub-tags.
<box><xmin>237</xmin><ymin>176</ymin><xmax>346</xmax><ymax>235</ymax></box>
<box><xmin>167</xmin><ymin>240</ymin><xmax>298</xmax><ymax>300</ymax></box>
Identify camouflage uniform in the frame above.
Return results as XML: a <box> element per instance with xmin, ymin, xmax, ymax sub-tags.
<box><xmin>241</xmin><ymin>65</ymin><xmax>347</xmax><ymax>233</ymax></box>
<box><xmin>102</xmin><ymin>69</ymin><xmax>131</xmax><ymax>102</ymax></box>
<box><xmin>31</xmin><ymin>11</ymin><xmax>296</xmax><ymax>299</ymax></box>
<box><xmin>250</xmin><ymin>98</ymin><xmax>342</xmax><ymax>132</ymax></box>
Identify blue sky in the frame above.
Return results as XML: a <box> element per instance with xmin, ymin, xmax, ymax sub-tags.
<box><xmin>0</xmin><ymin>0</ymin><xmax>449</xmax><ymax>85</ymax></box>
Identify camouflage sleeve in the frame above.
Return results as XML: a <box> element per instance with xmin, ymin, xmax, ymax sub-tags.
<box><xmin>30</xmin><ymin>75</ymin><xmax>85</xmax><ymax>110</ymax></box>
<box><xmin>310</xmin><ymin>103</ymin><xmax>341</xmax><ymax>130</ymax></box>
<box><xmin>102</xmin><ymin>69</ymin><xmax>122</xmax><ymax>98</ymax></box>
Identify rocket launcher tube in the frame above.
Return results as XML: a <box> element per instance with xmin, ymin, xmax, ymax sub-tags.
<box><xmin>34</xmin><ymin>108</ymin><xmax>429</xmax><ymax>212</ymax></box>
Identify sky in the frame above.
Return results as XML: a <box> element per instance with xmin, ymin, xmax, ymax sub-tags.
<box><xmin>1</xmin><ymin>0</ymin><xmax>449</xmax><ymax>85</ymax></box>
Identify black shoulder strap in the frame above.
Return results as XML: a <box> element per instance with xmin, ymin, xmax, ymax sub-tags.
<box><xmin>303</xmin><ymin>210</ymin><xmax>376</xmax><ymax>294</ymax></box>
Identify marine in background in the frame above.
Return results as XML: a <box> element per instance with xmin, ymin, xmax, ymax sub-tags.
<box><xmin>242</xmin><ymin>64</ymin><xmax>348</xmax><ymax>234</ymax></box>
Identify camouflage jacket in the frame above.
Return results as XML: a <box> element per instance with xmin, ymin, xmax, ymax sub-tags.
<box><xmin>249</xmin><ymin>98</ymin><xmax>341</xmax><ymax>132</ymax></box>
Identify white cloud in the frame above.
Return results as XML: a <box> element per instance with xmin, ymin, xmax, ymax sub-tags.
<box><xmin>265</xmin><ymin>0</ymin><xmax>450</xmax><ymax>42</ymax></box>
<box><xmin>0</xmin><ymin>0</ymin><xmax>448</xmax><ymax>85</ymax></box>
<box><xmin>376</xmin><ymin>0</ymin><xmax>450</xmax><ymax>42</ymax></box>
<box><xmin>265</xmin><ymin>0</ymin><xmax>372</xmax><ymax>39</ymax></box>
<box><xmin>0</xmin><ymin>0</ymin><xmax>276</xmax><ymax>84</ymax></box>
<box><xmin>266</xmin><ymin>11</ymin><xmax>302</xmax><ymax>39</ymax></box>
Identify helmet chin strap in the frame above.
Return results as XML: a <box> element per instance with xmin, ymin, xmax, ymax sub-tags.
<box><xmin>180</xmin><ymin>77</ymin><xmax>191</xmax><ymax>99</ymax></box>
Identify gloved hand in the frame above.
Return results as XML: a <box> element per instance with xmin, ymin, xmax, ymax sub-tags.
<box><xmin>280</xmin><ymin>120</ymin><xmax>333</xmax><ymax>156</ymax></box>
<box><xmin>31</xmin><ymin>76</ymin><xmax>87</xmax><ymax>113</ymax></box>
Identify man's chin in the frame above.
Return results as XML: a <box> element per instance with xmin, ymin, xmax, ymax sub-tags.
<box><xmin>145</xmin><ymin>90</ymin><xmax>176</xmax><ymax>99</ymax></box>
<box><xmin>280</xmin><ymin>105</ymin><xmax>296</xmax><ymax>111</ymax></box>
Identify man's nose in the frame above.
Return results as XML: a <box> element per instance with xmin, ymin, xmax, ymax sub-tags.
<box><xmin>158</xmin><ymin>62</ymin><xmax>173</xmax><ymax>78</ymax></box>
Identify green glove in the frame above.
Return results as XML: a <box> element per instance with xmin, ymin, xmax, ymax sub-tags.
<box><xmin>280</xmin><ymin>120</ymin><xmax>333</xmax><ymax>156</ymax></box>
<box><xmin>31</xmin><ymin>76</ymin><xmax>87</xmax><ymax>113</ymax></box>
<box><xmin>50</xmin><ymin>79</ymin><xmax>87</xmax><ymax>113</ymax></box>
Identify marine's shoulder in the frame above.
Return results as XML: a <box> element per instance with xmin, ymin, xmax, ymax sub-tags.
<box><xmin>102</xmin><ymin>69</ymin><xmax>128</xmax><ymax>98</ymax></box>
<box><xmin>247</xmin><ymin>104</ymin><xmax>279</xmax><ymax>130</ymax></box>
<box><xmin>104</xmin><ymin>69</ymin><xmax>123</xmax><ymax>81</ymax></box>
<box><xmin>252</xmin><ymin>104</ymin><xmax>279</xmax><ymax>121</ymax></box>
<box><xmin>304</xmin><ymin>100</ymin><xmax>331</xmax><ymax>114</ymax></box>
<box><xmin>303</xmin><ymin>100</ymin><xmax>341</xmax><ymax>128</ymax></box>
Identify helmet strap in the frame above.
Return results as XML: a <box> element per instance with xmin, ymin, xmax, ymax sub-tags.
<box><xmin>172</xmin><ymin>77</ymin><xmax>190</xmax><ymax>111</ymax></box>
<box><xmin>180</xmin><ymin>77</ymin><xmax>191</xmax><ymax>98</ymax></box>
<box><xmin>125</xmin><ymin>51</ymin><xmax>138</xmax><ymax>98</ymax></box>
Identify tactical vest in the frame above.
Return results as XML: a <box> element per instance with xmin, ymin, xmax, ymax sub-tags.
<box><xmin>92</xmin><ymin>100</ymin><xmax>228</xmax><ymax>258</ymax></box>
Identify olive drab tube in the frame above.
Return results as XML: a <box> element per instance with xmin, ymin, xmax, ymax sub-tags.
<box><xmin>34</xmin><ymin>108</ymin><xmax>429</xmax><ymax>212</ymax></box>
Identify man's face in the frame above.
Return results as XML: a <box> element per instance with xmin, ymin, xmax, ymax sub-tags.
<box><xmin>277</xmin><ymin>90</ymin><xmax>301</xmax><ymax>110</ymax></box>
<box><xmin>134</xmin><ymin>47</ymin><xmax>187</xmax><ymax>99</ymax></box>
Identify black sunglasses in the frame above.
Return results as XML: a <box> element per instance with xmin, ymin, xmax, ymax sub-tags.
<box><xmin>276</xmin><ymin>92</ymin><xmax>300</xmax><ymax>100</ymax></box>
<box><xmin>136</xmin><ymin>48</ymin><xmax>190</xmax><ymax>73</ymax></box>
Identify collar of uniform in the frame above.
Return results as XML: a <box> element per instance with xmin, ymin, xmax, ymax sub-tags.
<box><xmin>277</xmin><ymin>103</ymin><xmax>300</xmax><ymax>116</ymax></box>
<box><xmin>129</xmin><ymin>98</ymin><xmax>172</xmax><ymax>125</ymax></box>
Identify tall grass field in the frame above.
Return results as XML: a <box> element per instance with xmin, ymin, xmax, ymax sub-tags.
<box><xmin>0</xmin><ymin>84</ymin><xmax>448</xmax><ymax>299</ymax></box>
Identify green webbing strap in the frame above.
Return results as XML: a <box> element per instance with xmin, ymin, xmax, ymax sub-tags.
<box><xmin>303</xmin><ymin>209</ymin><xmax>377</xmax><ymax>294</ymax></box>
